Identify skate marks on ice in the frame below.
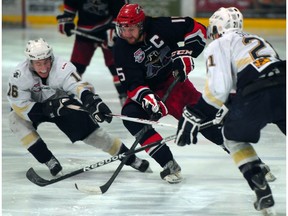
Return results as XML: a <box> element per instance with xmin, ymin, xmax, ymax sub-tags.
<box><xmin>2</xmin><ymin>28</ymin><xmax>286</xmax><ymax>216</ymax></box>
<box><xmin>3</xmin><ymin>132</ymin><xmax>286</xmax><ymax>216</ymax></box>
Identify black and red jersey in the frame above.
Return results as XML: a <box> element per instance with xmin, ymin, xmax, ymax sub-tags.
<box><xmin>63</xmin><ymin>0</ymin><xmax>127</xmax><ymax>33</ymax></box>
<box><xmin>113</xmin><ymin>16</ymin><xmax>207</xmax><ymax>103</ymax></box>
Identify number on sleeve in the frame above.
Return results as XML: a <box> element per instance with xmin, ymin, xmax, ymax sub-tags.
<box><xmin>207</xmin><ymin>55</ymin><xmax>216</xmax><ymax>67</ymax></box>
<box><xmin>7</xmin><ymin>83</ymin><xmax>18</xmax><ymax>98</ymax></box>
<box><xmin>70</xmin><ymin>72</ymin><xmax>82</xmax><ymax>82</ymax></box>
<box><xmin>116</xmin><ymin>68</ymin><xmax>125</xmax><ymax>82</ymax></box>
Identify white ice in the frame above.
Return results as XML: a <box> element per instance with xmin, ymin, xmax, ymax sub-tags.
<box><xmin>2</xmin><ymin>27</ymin><xmax>286</xmax><ymax>216</ymax></box>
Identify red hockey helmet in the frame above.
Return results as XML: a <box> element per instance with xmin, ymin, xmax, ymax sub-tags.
<box><xmin>116</xmin><ymin>4</ymin><xmax>145</xmax><ymax>26</ymax></box>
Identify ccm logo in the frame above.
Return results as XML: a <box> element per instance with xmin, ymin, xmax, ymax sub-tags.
<box><xmin>172</xmin><ymin>50</ymin><xmax>192</xmax><ymax>56</ymax></box>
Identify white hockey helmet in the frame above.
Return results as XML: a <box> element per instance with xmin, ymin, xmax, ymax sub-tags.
<box><xmin>207</xmin><ymin>7</ymin><xmax>243</xmax><ymax>39</ymax></box>
<box><xmin>24</xmin><ymin>38</ymin><xmax>54</xmax><ymax>61</ymax></box>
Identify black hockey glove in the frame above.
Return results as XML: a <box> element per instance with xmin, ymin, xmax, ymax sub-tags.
<box><xmin>214</xmin><ymin>105</ymin><xmax>229</xmax><ymax>125</ymax></box>
<box><xmin>42</xmin><ymin>97</ymin><xmax>78</xmax><ymax>118</ymax></box>
<box><xmin>56</xmin><ymin>13</ymin><xmax>75</xmax><ymax>37</ymax></box>
<box><xmin>82</xmin><ymin>92</ymin><xmax>112</xmax><ymax>123</ymax></box>
<box><xmin>141</xmin><ymin>93</ymin><xmax>168</xmax><ymax>120</ymax></box>
<box><xmin>175</xmin><ymin>105</ymin><xmax>205</xmax><ymax>146</ymax></box>
<box><xmin>171</xmin><ymin>48</ymin><xmax>194</xmax><ymax>82</ymax></box>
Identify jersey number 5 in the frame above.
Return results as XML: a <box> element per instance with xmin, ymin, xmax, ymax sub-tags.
<box><xmin>116</xmin><ymin>68</ymin><xmax>125</xmax><ymax>82</ymax></box>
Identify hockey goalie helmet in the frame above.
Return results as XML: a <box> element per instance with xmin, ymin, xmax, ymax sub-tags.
<box><xmin>116</xmin><ymin>3</ymin><xmax>145</xmax><ymax>38</ymax></box>
<box><xmin>207</xmin><ymin>7</ymin><xmax>243</xmax><ymax>40</ymax></box>
<box><xmin>24</xmin><ymin>38</ymin><xmax>54</xmax><ymax>61</ymax></box>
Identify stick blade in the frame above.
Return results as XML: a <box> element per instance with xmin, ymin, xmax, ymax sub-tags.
<box><xmin>26</xmin><ymin>167</ymin><xmax>51</xmax><ymax>187</ymax></box>
<box><xmin>74</xmin><ymin>183</ymin><xmax>103</xmax><ymax>195</ymax></box>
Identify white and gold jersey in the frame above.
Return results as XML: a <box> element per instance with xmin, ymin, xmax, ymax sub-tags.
<box><xmin>203</xmin><ymin>30</ymin><xmax>280</xmax><ymax>109</ymax></box>
<box><xmin>7</xmin><ymin>56</ymin><xmax>94</xmax><ymax>121</ymax></box>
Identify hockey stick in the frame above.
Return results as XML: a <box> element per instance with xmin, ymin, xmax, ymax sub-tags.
<box><xmin>75</xmin><ymin>76</ymin><xmax>181</xmax><ymax>194</ymax></box>
<box><xmin>109</xmin><ymin>114</ymin><xmax>177</xmax><ymax>128</ymax></box>
<box><xmin>74</xmin><ymin>119</ymin><xmax>215</xmax><ymax>194</ymax></box>
<box><xmin>71</xmin><ymin>29</ymin><xmax>104</xmax><ymax>43</ymax></box>
<box><xmin>110</xmin><ymin>113</ymin><xmax>217</xmax><ymax>129</ymax></box>
<box><xmin>25</xmin><ymin>117</ymin><xmax>215</xmax><ymax>188</ymax></box>
<box><xmin>65</xmin><ymin>105</ymin><xmax>177</xmax><ymax>129</ymax></box>
<box><xmin>65</xmin><ymin>104</ymin><xmax>177</xmax><ymax>129</ymax></box>
<box><xmin>25</xmin><ymin>135</ymin><xmax>175</xmax><ymax>187</ymax></box>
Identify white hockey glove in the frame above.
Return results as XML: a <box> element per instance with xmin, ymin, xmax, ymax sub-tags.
<box><xmin>82</xmin><ymin>92</ymin><xmax>112</xmax><ymax>123</ymax></box>
<box><xmin>176</xmin><ymin>105</ymin><xmax>205</xmax><ymax>146</ymax></box>
<box><xmin>42</xmin><ymin>97</ymin><xmax>78</xmax><ymax>118</ymax></box>
<box><xmin>214</xmin><ymin>105</ymin><xmax>229</xmax><ymax>125</ymax></box>
<box><xmin>171</xmin><ymin>48</ymin><xmax>194</xmax><ymax>82</ymax></box>
<box><xmin>141</xmin><ymin>94</ymin><xmax>168</xmax><ymax>120</ymax></box>
<box><xmin>106</xmin><ymin>28</ymin><xmax>117</xmax><ymax>49</ymax></box>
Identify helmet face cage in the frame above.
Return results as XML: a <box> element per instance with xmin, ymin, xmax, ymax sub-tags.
<box><xmin>116</xmin><ymin>4</ymin><xmax>145</xmax><ymax>38</ymax></box>
<box><xmin>24</xmin><ymin>38</ymin><xmax>54</xmax><ymax>61</ymax></box>
<box><xmin>207</xmin><ymin>7</ymin><xmax>243</xmax><ymax>39</ymax></box>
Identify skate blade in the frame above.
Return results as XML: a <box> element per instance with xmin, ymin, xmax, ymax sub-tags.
<box><xmin>145</xmin><ymin>166</ymin><xmax>153</xmax><ymax>173</ymax></box>
<box><xmin>262</xmin><ymin>207</ymin><xmax>276</xmax><ymax>216</ymax></box>
<box><xmin>265</xmin><ymin>172</ymin><xmax>277</xmax><ymax>182</ymax></box>
<box><xmin>164</xmin><ymin>172</ymin><xmax>183</xmax><ymax>184</ymax></box>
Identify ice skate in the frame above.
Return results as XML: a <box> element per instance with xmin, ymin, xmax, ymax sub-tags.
<box><xmin>130</xmin><ymin>156</ymin><xmax>152</xmax><ymax>173</ymax></box>
<box><xmin>45</xmin><ymin>155</ymin><xmax>63</xmax><ymax>176</ymax></box>
<box><xmin>252</xmin><ymin>172</ymin><xmax>276</xmax><ymax>215</ymax></box>
<box><xmin>260</xmin><ymin>163</ymin><xmax>277</xmax><ymax>182</ymax></box>
<box><xmin>160</xmin><ymin>159</ymin><xmax>182</xmax><ymax>184</ymax></box>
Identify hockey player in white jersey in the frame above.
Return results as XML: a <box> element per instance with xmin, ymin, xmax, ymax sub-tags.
<box><xmin>175</xmin><ymin>7</ymin><xmax>285</xmax><ymax>215</ymax></box>
<box><xmin>7</xmin><ymin>38</ymin><xmax>150</xmax><ymax>176</ymax></box>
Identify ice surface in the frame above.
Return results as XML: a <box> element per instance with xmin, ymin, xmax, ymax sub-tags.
<box><xmin>2</xmin><ymin>27</ymin><xmax>286</xmax><ymax>216</ymax></box>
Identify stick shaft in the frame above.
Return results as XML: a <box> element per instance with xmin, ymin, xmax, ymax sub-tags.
<box><xmin>110</xmin><ymin>114</ymin><xmax>177</xmax><ymax>128</ymax></box>
<box><xmin>26</xmin><ymin>136</ymin><xmax>174</xmax><ymax>187</ymax></box>
<box><xmin>71</xmin><ymin>30</ymin><xmax>104</xmax><ymax>43</ymax></box>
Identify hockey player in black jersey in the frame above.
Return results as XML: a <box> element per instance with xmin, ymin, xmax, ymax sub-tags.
<box><xmin>113</xmin><ymin>3</ymin><xmax>214</xmax><ymax>183</ymax></box>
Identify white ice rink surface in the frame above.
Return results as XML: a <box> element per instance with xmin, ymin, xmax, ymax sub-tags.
<box><xmin>2</xmin><ymin>27</ymin><xmax>286</xmax><ymax>216</ymax></box>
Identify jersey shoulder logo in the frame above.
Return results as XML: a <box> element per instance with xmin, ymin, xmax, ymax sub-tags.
<box><xmin>32</xmin><ymin>82</ymin><xmax>41</xmax><ymax>92</ymax></box>
<box><xmin>134</xmin><ymin>48</ymin><xmax>145</xmax><ymax>63</ymax></box>
<box><xmin>13</xmin><ymin>70</ymin><xmax>21</xmax><ymax>79</ymax></box>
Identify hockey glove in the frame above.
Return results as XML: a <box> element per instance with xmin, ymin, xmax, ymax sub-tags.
<box><xmin>82</xmin><ymin>92</ymin><xmax>112</xmax><ymax>123</ymax></box>
<box><xmin>176</xmin><ymin>105</ymin><xmax>204</xmax><ymax>146</ymax></box>
<box><xmin>42</xmin><ymin>97</ymin><xmax>78</xmax><ymax>118</ymax></box>
<box><xmin>214</xmin><ymin>104</ymin><xmax>229</xmax><ymax>125</ymax></box>
<box><xmin>141</xmin><ymin>94</ymin><xmax>168</xmax><ymax>120</ymax></box>
<box><xmin>106</xmin><ymin>28</ymin><xmax>117</xmax><ymax>49</ymax></box>
<box><xmin>56</xmin><ymin>13</ymin><xmax>75</xmax><ymax>37</ymax></box>
<box><xmin>171</xmin><ymin>48</ymin><xmax>194</xmax><ymax>82</ymax></box>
